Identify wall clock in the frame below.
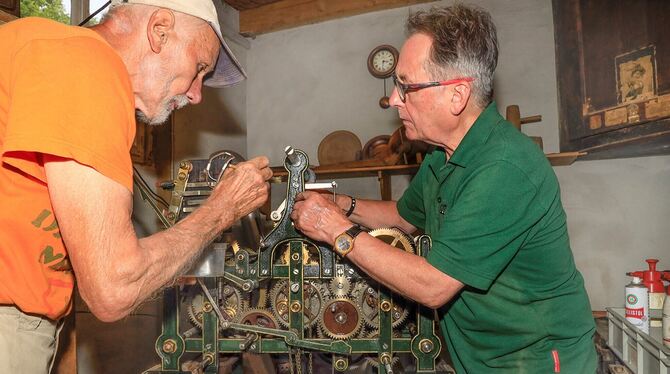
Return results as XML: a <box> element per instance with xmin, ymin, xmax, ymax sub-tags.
<box><xmin>367</xmin><ymin>44</ymin><xmax>399</xmax><ymax>79</ymax></box>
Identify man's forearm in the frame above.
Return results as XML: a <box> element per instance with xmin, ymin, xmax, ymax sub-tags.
<box><xmin>113</xmin><ymin>200</ymin><xmax>235</xmax><ymax>317</ymax></box>
<box><xmin>336</xmin><ymin>196</ymin><xmax>415</xmax><ymax>233</ymax></box>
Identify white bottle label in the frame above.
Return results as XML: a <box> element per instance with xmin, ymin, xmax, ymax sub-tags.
<box><xmin>626</xmin><ymin>287</ymin><xmax>649</xmax><ymax>334</ymax></box>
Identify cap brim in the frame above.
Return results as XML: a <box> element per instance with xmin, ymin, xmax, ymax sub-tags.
<box><xmin>204</xmin><ymin>26</ymin><xmax>247</xmax><ymax>88</ymax></box>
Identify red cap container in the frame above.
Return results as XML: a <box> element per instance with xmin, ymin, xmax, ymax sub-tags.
<box><xmin>627</xmin><ymin>259</ymin><xmax>665</xmax><ymax>293</ymax></box>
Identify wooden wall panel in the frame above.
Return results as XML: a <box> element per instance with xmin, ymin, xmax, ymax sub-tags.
<box><xmin>0</xmin><ymin>0</ymin><xmax>19</xmax><ymax>17</ymax></box>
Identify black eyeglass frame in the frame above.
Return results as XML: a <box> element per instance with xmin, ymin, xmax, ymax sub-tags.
<box><xmin>392</xmin><ymin>74</ymin><xmax>475</xmax><ymax>102</ymax></box>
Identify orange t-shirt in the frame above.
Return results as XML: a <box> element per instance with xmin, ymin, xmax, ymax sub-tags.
<box><xmin>0</xmin><ymin>18</ymin><xmax>136</xmax><ymax>319</ymax></box>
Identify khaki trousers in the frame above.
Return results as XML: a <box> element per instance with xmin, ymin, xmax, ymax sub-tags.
<box><xmin>0</xmin><ymin>305</ymin><xmax>61</xmax><ymax>374</ymax></box>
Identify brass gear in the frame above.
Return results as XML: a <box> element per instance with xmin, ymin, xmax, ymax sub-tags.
<box><xmin>319</xmin><ymin>297</ymin><xmax>363</xmax><ymax>340</ymax></box>
<box><xmin>357</xmin><ymin>284</ymin><xmax>409</xmax><ymax>329</ymax></box>
<box><xmin>269</xmin><ymin>280</ymin><xmax>324</xmax><ymax>329</ymax></box>
<box><xmin>368</xmin><ymin>227</ymin><xmax>416</xmax><ymax>254</ymax></box>
<box><xmin>185</xmin><ymin>284</ymin><xmax>245</xmax><ymax>329</ymax></box>
<box><xmin>274</xmin><ymin>242</ymin><xmax>319</xmax><ymax>265</ymax></box>
<box><xmin>231</xmin><ymin>241</ymin><xmax>241</xmax><ymax>253</ymax></box>
<box><xmin>329</xmin><ymin>276</ymin><xmax>351</xmax><ymax>297</ymax></box>
<box><xmin>248</xmin><ymin>280</ymin><xmax>269</xmax><ymax>309</ymax></box>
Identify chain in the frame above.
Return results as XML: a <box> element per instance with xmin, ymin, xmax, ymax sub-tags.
<box><xmin>296</xmin><ymin>349</ymin><xmax>303</xmax><ymax>374</ymax></box>
<box><xmin>288</xmin><ymin>349</ymin><xmax>295</xmax><ymax>374</ymax></box>
<box><xmin>308</xmin><ymin>351</ymin><xmax>313</xmax><ymax>374</ymax></box>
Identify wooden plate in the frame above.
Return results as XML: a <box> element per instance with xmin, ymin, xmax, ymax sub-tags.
<box><xmin>318</xmin><ymin>130</ymin><xmax>362</xmax><ymax>166</ymax></box>
<box><xmin>362</xmin><ymin>135</ymin><xmax>391</xmax><ymax>160</ymax></box>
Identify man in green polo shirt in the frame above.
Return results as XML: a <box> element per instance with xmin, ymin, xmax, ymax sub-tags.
<box><xmin>291</xmin><ymin>4</ymin><xmax>596</xmax><ymax>373</ymax></box>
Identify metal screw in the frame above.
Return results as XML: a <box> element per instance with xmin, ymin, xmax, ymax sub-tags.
<box><xmin>203</xmin><ymin>302</ymin><xmax>213</xmax><ymax>312</ymax></box>
<box><xmin>419</xmin><ymin>339</ymin><xmax>434</xmax><ymax>353</ymax></box>
<box><xmin>261</xmin><ymin>269</ymin><xmax>268</xmax><ymax>275</ymax></box>
<box><xmin>324</xmin><ymin>269</ymin><xmax>331</xmax><ymax>274</ymax></box>
<box><xmin>380</xmin><ymin>301</ymin><xmax>392</xmax><ymax>312</ymax></box>
<box><xmin>162</xmin><ymin>339</ymin><xmax>177</xmax><ymax>353</ymax></box>
<box><xmin>291</xmin><ymin>253</ymin><xmax>300</xmax><ymax>262</ymax></box>
<box><xmin>290</xmin><ymin>283</ymin><xmax>300</xmax><ymax>293</ymax></box>
<box><xmin>382</xmin><ymin>343</ymin><xmax>389</xmax><ymax>350</ymax></box>
<box><xmin>293</xmin><ymin>269</ymin><xmax>299</xmax><ymax>275</ymax></box>
<box><xmin>347</xmin><ymin>268</ymin><xmax>355</xmax><ymax>275</ymax></box>
<box><xmin>334</xmin><ymin>359</ymin><xmax>348</xmax><ymax>371</ymax></box>
<box><xmin>335</xmin><ymin>312</ymin><xmax>348</xmax><ymax>324</ymax></box>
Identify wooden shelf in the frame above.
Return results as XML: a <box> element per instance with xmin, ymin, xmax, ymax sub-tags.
<box><xmin>270</xmin><ymin>163</ymin><xmax>419</xmax><ymax>180</ymax></box>
<box><xmin>546</xmin><ymin>151</ymin><xmax>587</xmax><ymax>166</ymax></box>
<box><xmin>268</xmin><ymin>152</ymin><xmax>584</xmax><ymax>202</ymax></box>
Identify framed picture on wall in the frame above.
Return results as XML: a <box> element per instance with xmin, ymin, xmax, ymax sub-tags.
<box><xmin>552</xmin><ymin>0</ymin><xmax>670</xmax><ymax>159</ymax></box>
<box><xmin>616</xmin><ymin>46</ymin><xmax>656</xmax><ymax>105</ymax></box>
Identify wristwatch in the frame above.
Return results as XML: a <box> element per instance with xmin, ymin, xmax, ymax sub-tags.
<box><xmin>333</xmin><ymin>225</ymin><xmax>364</xmax><ymax>257</ymax></box>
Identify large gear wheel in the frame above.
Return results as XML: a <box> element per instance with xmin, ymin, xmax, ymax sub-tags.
<box><xmin>357</xmin><ymin>284</ymin><xmax>409</xmax><ymax>329</ymax></box>
<box><xmin>236</xmin><ymin>308</ymin><xmax>280</xmax><ymax>337</ymax></box>
<box><xmin>320</xmin><ymin>297</ymin><xmax>363</xmax><ymax>340</ymax></box>
<box><xmin>185</xmin><ymin>284</ymin><xmax>245</xmax><ymax>329</ymax></box>
<box><xmin>329</xmin><ymin>276</ymin><xmax>351</xmax><ymax>297</ymax></box>
<box><xmin>368</xmin><ymin>227</ymin><xmax>416</xmax><ymax>254</ymax></box>
<box><xmin>269</xmin><ymin>280</ymin><xmax>324</xmax><ymax>329</ymax></box>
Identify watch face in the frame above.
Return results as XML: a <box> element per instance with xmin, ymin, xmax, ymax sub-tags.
<box><xmin>372</xmin><ymin>50</ymin><xmax>395</xmax><ymax>74</ymax></box>
<box><xmin>335</xmin><ymin>235</ymin><xmax>352</xmax><ymax>252</ymax></box>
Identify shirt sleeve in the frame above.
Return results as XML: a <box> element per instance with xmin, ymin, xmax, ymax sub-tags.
<box><xmin>427</xmin><ymin>160</ymin><xmax>543</xmax><ymax>291</ymax></box>
<box><xmin>2</xmin><ymin>35</ymin><xmax>136</xmax><ymax>191</ymax></box>
<box><xmin>396</xmin><ymin>159</ymin><xmax>429</xmax><ymax>230</ymax></box>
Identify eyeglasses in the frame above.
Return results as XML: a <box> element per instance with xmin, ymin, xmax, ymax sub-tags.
<box><xmin>392</xmin><ymin>74</ymin><xmax>475</xmax><ymax>102</ymax></box>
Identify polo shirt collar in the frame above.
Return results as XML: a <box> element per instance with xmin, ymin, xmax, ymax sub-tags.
<box><xmin>448</xmin><ymin>101</ymin><xmax>503</xmax><ymax>167</ymax></box>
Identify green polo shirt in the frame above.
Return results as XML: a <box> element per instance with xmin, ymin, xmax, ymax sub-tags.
<box><xmin>397</xmin><ymin>103</ymin><xmax>596</xmax><ymax>373</ymax></box>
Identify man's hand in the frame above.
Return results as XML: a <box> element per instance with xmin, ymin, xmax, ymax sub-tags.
<box><xmin>291</xmin><ymin>191</ymin><xmax>353</xmax><ymax>244</ymax></box>
<box><xmin>209</xmin><ymin>156</ymin><xmax>272</xmax><ymax>224</ymax></box>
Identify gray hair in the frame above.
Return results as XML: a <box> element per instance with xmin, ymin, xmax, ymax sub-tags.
<box><xmin>406</xmin><ymin>4</ymin><xmax>498</xmax><ymax>108</ymax></box>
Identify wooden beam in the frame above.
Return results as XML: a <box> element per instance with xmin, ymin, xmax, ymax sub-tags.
<box><xmin>239</xmin><ymin>0</ymin><xmax>434</xmax><ymax>36</ymax></box>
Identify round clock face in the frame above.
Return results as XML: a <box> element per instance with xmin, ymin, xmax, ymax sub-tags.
<box><xmin>367</xmin><ymin>45</ymin><xmax>399</xmax><ymax>79</ymax></box>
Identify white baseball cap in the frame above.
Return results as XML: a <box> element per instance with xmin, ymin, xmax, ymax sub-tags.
<box><xmin>110</xmin><ymin>0</ymin><xmax>247</xmax><ymax>87</ymax></box>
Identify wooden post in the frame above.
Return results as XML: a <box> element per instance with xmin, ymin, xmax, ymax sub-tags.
<box><xmin>378</xmin><ymin>171</ymin><xmax>392</xmax><ymax>201</ymax></box>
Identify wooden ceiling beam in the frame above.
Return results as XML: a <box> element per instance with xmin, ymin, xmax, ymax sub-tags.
<box><xmin>239</xmin><ymin>0</ymin><xmax>434</xmax><ymax>36</ymax></box>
